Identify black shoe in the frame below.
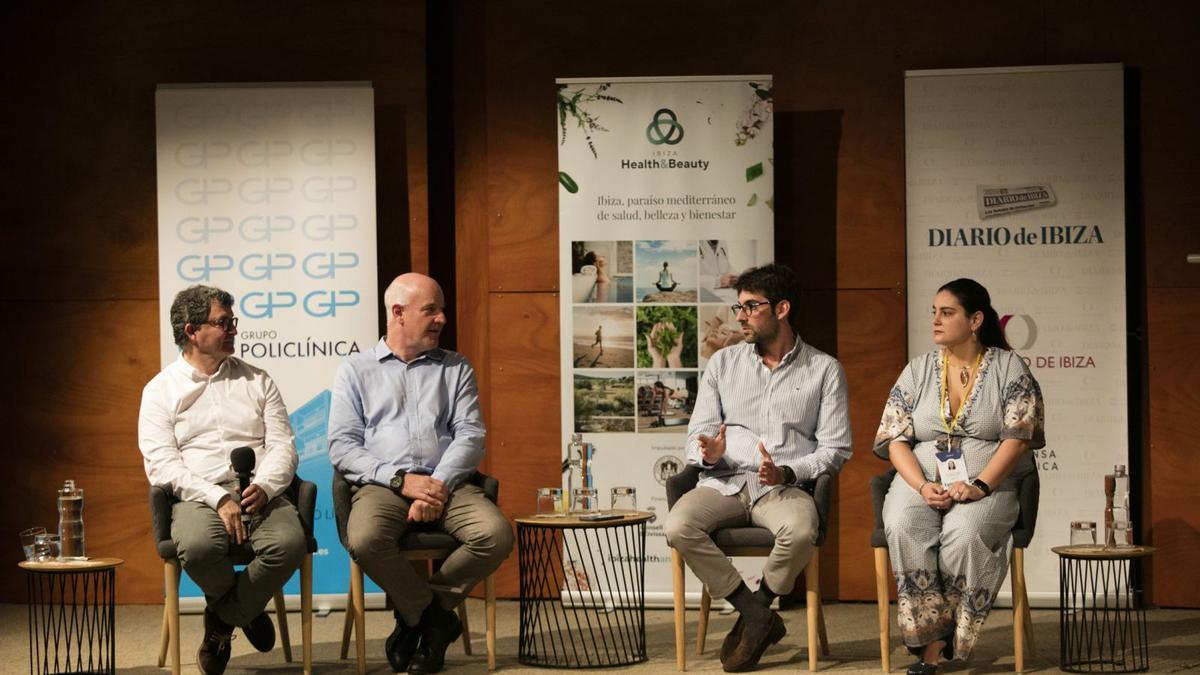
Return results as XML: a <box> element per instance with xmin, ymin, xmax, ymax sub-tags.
<box><xmin>906</xmin><ymin>661</ymin><xmax>938</xmax><ymax>675</ymax></box>
<box><xmin>407</xmin><ymin>603</ymin><xmax>463</xmax><ymax>675</ymax></box>
<box><xmin>722</xmin><ymin>610</ymin><xmax>786</xmax><ymax>672</ymax></box>
<box><xmin>387</xmin><ymin>614</ymin><xmax>422</xmax><ymax>673</ymax></box>
<box><xmin>241</xmin><ymin>611</ymin><xmax>275</xmax><ymax>653</ymax></box>
<box><xmin>720</xmin><ymin>614</ymin><xmax>745</xmax><ymax>662</ymax></box>
<box><xmin>197</xmin><ymin>609</ymin><xmax>234</xmax><ymax>675</ymax></box>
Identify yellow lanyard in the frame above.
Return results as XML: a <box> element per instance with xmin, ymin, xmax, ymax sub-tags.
<box><xmin>939</xmin><ymin>349</ymin><xmax>983</xmax><ymax>434</ymax></box>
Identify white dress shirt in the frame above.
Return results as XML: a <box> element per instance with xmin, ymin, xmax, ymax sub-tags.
<box><xmin>139</xmin><ymin>355</ymin><xmax>298</xmax><ymax>509</ymax></box>
<box><xmin>687</xmin><ymin>338</ymin><xmax>852</xmax><ymax>503</ymax></box>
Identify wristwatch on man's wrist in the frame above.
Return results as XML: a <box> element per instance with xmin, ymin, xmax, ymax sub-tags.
<box><xmin>781</xmin><ymin>466</ymin><xmax>797</xmax><ymax>485</ymax></box>
<box><xmin>389</xmin><ymin>469</ymin><xmax>407</xmax><ymax>493</ymax></box>
<box><xmin>971</xmin><ymin>478</ymin><xmax>992</xmax><ymax>497</ymax></box>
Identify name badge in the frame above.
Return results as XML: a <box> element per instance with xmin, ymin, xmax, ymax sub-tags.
<box><xmin>934</xmin><ymin>434</ymin><xmax>969</xmax><ymax>487</ymax></box>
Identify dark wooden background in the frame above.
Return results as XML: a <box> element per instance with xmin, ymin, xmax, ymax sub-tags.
<box><xmin>2</xmin><ymin>1</ymin><xmax>1196</xmax><ymax>608</ymax></box>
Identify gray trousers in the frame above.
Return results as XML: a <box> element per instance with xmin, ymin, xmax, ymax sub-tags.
<box><xmin>172</xmin><ymin>483</ymin><xmax>307</xmax><ymax>628</ymax></box>
<box><xmin>665</xmin><ymin>484</ymin><xmax>818</xmax><ymax>600</ymax></box>
<box><xmin>882</xmin><ymin>474</ymin><xmax>1018</xmax><ymax>659</ymax></box>
<box><xmin>345</xmin><ymin>482</ymin><xmax>514</xmax><ymax>627</ymax></box>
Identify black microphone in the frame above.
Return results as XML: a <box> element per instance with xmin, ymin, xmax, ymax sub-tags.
<box><xmin>230</xmin><ymin>447</ymin><xmax>256</xmax><ymax>523</ymax></box>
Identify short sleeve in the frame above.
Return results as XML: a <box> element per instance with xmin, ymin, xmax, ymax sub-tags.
<box><xmin>1000</xmin><ymin>363</ymin><xmax>1046</xmax><ymax>449</ymax></box>
<box><xmin>874</xmin><ymin>362</ymin><xmax>919</xmax><ymax>459</ymax></box>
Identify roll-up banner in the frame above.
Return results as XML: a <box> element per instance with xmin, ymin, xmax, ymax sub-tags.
<box><xmin>905</xmin><ymin>64</ymin><xmax>1126</xmax><ymax>606</ymax></box>
<box><xmin>557</xmin><ymin>75</ymin><xmax>774</xmax><ymax>606</ymax></box>
<box><xmin>156</xmin><ymin>83</ymin><xmax>382</xmax><ymax>608</ymax></box>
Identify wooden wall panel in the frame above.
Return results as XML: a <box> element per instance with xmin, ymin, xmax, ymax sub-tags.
<box><xmin>485</xmin><ymin>292</ymin><xmax>561</xmax><ymax>596</ymax></box>
<box><xmin>0</xmin><ymin>1</ymin><xmax>427</xmax><ymax>603</ymax></box>
<box><xmin>1146</xmin><ymin>289</ymin><xmax>1200</xmax><ymax>607</ymax></box>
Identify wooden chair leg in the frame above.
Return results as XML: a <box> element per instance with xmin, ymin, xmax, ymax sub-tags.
<box><xmin>301</xmin><ymin>554</ymin><xmax>313</xmax><ymax>675</ymax></box>
<box><xmin>485</xmin><ymin>574</ymin><xmax>496</xmax><ymax>670</ymax></box>
<box><xmin>1012</xmin><ymin>547</ymin><xmax>1028</xmax><ymax>673</ymax></box>
<box><xmin>805</xmin><ymin>552</ymin><xmax>820</xmax><ymax>672</ymax></box>
<box><xmin>165</xmin><ymin>560</ymin><xmax>181</xmax><ymax>675</ymax></box>
<box><xmin>351</xmin><ymin>559</ymin><xmax>367</xmax><ymax>675</ymax></box>
<box><xmin>816</xmin><ymin>591</ymin><xmax>829</xmax><ymax>656</ymax></box>
<box><xmin>274</xmin><ymin>589</ymin><xmax>292</xmax><ymax>662</ymax></box>
<box><xmin>340</xmin><ymin>585</ymin><xmax>353</xmax><ymax>660</ymax></box>
<box><xmin>874</xmin><ymin>547</ymin><xmax>890</xmax><ymax>674</ymax></box>
<box><xmin>157</xmin><ymin>600</ymin><xmax>169</xmax><ymax>667</ymax></box>
<box><xmin>164</xmin><ymin>557</ymin><xmax>182</xmax><ymax>672</ymax></box>
<box><xmin>458</xmin><ymin>600</ymin><xmax>473</xmax><ymax>655</ymax></box>
<box><xmin>671</xmin><ymin>547</ymin><xmax>687</xmax><ymax>671</ymax></box>
<box><xmin>697</xmin><ymin>585</ymin><xmax>711</xmax><ymax>655</ymax></box>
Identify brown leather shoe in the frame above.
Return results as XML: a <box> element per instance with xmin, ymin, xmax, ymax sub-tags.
<box><xmin>722</xmin><ymin>610</ymin><xmax>785</xmax><ymax>672</ymax></box>
<box><xmin>720</xmin><ymin>614</ymin><xmax>745</xmax><ymax>662</ymax></box>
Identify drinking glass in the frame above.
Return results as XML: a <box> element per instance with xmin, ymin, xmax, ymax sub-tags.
<box><xmin>1069</xmin><ymin>521</ymin><xmax>1096</xmax><ymax>546</ymax></box>
<box><xmin>20</xmin><ymin>526</ymin><xmax>47</xmax><ymax>561</ymax></box>
<box><xmin>34</xmin><ymin>533</ymin><xmax>61</xmax><ymax>561</ymax></box>
<box><xmin>536</xmin><ymin>487</ymin><xmax>564</xmax><ymax>515</ymax></box>
<box><xmin>571</xmin><ymin>487</ymin><xmax>599</xmax><ymax>513</ymax></box>
<box><xmin>610</xmin><ymin>486</ymin><xmax>637</xmax><ymax>512</ymax></box>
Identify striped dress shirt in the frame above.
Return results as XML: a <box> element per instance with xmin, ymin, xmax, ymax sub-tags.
<box><xmin>687</xmin><ymin>338</ymin><xmax>852</xmax><ymax>503</ymax></box>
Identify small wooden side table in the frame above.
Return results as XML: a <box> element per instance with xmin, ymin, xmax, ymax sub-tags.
<box><xmin>1052</xmin><ymin>545</ymin><xmax>1153</xmax><ymax>673</ymax></box>
<box><xmin>19</xmin><ymin>557</ymin><xmax>123</xmax><ymax>675</ymax></box>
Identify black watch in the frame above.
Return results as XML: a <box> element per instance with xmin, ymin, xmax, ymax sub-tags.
<box><xmin>389</xmin><ymin>469</ymin><xmax>407</xmax><ymax>493</ymax></box>
<box><xmin>971</xmin><ymin>478</ymin><xmax>992</xmax><ymax>497</ymax></box>
<box><xmin>781</xmin><ymin>466</ymin><xmax>797</xmax><ymax>485</ymax></box>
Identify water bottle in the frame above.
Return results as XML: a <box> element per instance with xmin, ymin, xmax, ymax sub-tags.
<box><xmin>1111</xmin><ymin>465</ymin><xmax>1132</xmax><ymax>545</ymax></box>
<box><xmin>564</xmin><ymin>434</ymin><xmax>584</xmax><ymax>509</ymax></box>
<box><xmin>57</xmin><ymin>479</ymin><xmax>86</xmax><ymax>560</ymax></box>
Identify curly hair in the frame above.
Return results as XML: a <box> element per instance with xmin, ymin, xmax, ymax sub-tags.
<box><xmin>169</xmin><ymin>285</ymin><xmax>234</xmax><ymax>348</ymax></box>
<box><xmin>733</xmin><ymin>263</ymin><xmax>801</xmax><ymax>330</ymax></box>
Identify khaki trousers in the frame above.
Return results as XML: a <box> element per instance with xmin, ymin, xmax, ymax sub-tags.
<box><xmin>172</xmin><ymin>482</ymin><xmax>307</xmax><ymax>627</ymax></box>
<box><xmin>345</xmin><ymin>482</ymin><xmax>514</xmax><ymax>626</ymax></box>
<box><xmin>665</xmin><ymin>484</ymin><xmax>818</xmax><ymax>599</ymax></box>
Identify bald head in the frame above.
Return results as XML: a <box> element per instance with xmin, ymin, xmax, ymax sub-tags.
<box><xmin>383</xmin><ymin>273</ymin><xmax>443</xmax><ymax>314</ymax></box>
<box><xmin>384</xmin><ymin>273</ymin><xmax>448</xmax><ymax>360</ymax></box>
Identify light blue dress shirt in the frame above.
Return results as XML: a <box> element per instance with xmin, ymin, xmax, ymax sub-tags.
<box><xmin>328</xmin><ymin>339</ymin><xmax>485</xmax><ymax>489</ymax></box>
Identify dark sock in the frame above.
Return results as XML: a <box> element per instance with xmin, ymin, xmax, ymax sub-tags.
<box><xmin>726</xmin><ymin>582</ymin><xmax>770</xmax><ymax>619</ymax></box>
<box><xmin>754</xmin><ymin>579</ymin><xmax>778</xmax><ymax>607</ymax></box>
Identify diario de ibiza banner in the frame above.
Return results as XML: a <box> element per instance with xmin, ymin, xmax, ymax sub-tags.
<box><xmin>905</xmin><ymin>64</ymin><xmax>1126</xmax><ymax>605</ymax></box>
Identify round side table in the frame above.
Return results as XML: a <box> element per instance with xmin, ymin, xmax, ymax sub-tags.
<box><xmin>1052</xmin><ymin>545</ymin><xmax>1153</xmax><ymax>673</ymax></box>
<box><xmin>515</xmin><ymin>512</ymin><xmax>652</xmax><ymax>668</ymax></box>
<box><xmin>19</xmin><ymin>557</ymin><xmax>123</xmax><ymax>675</ymax></box>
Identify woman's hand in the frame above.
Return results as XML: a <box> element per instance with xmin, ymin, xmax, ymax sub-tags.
<box><xmin>918</xmin><ymin>481</ymin><xmax>953</xmax><ymax>510</ymax></box>
<box><xmin>947</xmin><ymin>480</ymin><xmax>985</xmax><ymax>503</ymax></box>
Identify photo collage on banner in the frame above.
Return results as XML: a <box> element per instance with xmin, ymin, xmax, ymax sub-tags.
<box><xmin>558</xmin><ymin>76</ymin><xmax>774</xmax><ymax>603</ymax></box>
<box><xmin>156</xmin><ymin>83</ymin><xmax>381</xmax><ymax>604</ymax></box>
<box><xmin>905</xmin><ymin>64</ymin><xmax>1126</xmax><ymax>606</ymax></box>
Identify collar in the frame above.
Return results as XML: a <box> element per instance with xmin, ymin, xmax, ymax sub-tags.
<box><xmin>372</xmin><ymin>338</ymin><xmax>445</xmax><ymax>364</ymax></box>
<box><xmin>176</xmin><ymin>354</ymin><xmax>236</xmax><ymax>381</ymax></box>
<box><xmin>752</xmin><ymin>335</ymin><xmax>806</xmax><ymax>367</ymax></box>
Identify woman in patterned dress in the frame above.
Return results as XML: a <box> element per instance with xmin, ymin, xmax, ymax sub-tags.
<box><xmin>874</xmin><ymin>278</ymin><xmax>1045</xmax><ymax>675</ymax></box>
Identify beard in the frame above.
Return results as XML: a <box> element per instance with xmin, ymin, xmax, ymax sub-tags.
<box><xmin>742</xmin><ymin>318</ymin><xmax>779</xmax><ymax>344</ymax></box>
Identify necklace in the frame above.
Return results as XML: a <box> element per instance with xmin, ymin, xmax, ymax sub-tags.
<box><xmin>939</xmin><ymin>349</ymin><xmax>984</xmax><ymax>434</ymax></box>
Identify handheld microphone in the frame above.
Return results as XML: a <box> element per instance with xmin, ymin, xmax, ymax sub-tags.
<box><xmin>230</xmin><ymin>446</ymin><xmax>256</xmax><ymax>523</ymax></box>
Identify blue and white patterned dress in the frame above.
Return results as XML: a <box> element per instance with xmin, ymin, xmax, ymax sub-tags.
<box><xmin>874</xmin><ymin>347</ymin><xmax>1044</xmax><ymax>659</ymax></box>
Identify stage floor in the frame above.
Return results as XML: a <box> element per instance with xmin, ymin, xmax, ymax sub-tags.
<box><xmin>2</xmin><ymin>600</ymin><xmax>1197</xmax><ymax>673</ymax></box>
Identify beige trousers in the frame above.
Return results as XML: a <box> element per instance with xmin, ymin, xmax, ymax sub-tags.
<box><xmin>664</xmin><ymin>484</ymin><xmax>818</xmax><ymax>599</ymax></box>
<box><xmin>345</xmin><ymin>482</ymin><xmax>513</xmax><ymax>626</ymax></box>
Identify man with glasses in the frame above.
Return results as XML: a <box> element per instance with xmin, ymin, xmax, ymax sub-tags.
<box><xmin>139</xmin><ymin>285</ymin><xmax>306</xmax><ymax>675</ymax></box>
<box><xmin>328</xmin><ymin>273</ymin><xmax>513</xmax><ymax>675</ymax></box>
<box><xmin>665</xmin><ymin>264</ymin><xmax>852</xmax><ymax>672</ymax></box>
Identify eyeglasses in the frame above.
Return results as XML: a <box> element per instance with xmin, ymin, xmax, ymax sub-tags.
<box><xmin>204</xmin><ymin>317</ymin><xmax>239</xmax><ymax>332</ymax></box>
<box><xmin>730</xmin><ymin>300</ymin><xmax>774</xmax><ymax>316</ymax></box>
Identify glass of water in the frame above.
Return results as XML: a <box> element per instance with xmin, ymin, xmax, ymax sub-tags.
<box><xmin>20</xmin><ymin>527</ymin><xmax>47</xmax><ymax>561</ymax></box>
<box><xmin>610</xmin><ymin>486</ymin><xmax>637</xmax><ymax>513</ymax></box>
<box><xmin>536</xmin><ymin>487</ymin><xmax>563</xmax><ymax>515</ymax></box>
<box><xmin>571</xmin><ymin>487</ymin><xmax>599</xmax><ymax>513</ymax></box>
<box><xmin>1069</xmin><ymin>521</ymin><xmax>1096</xmax><ymax>547</ymax></box>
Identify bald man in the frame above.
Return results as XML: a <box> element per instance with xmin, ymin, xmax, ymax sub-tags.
<box><xmin>328</xmin><ymin>273</ymin><xmax>513</xmax><ymax>675</ymax></box>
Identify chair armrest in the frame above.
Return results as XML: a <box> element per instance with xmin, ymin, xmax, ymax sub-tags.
<box><xmin>1012</xmin><ymin>458</ymin><xmax>1040</xmax><ymax>548</ymax></box>
<box><xmin>469</xmin><ymin>471</ymin><xmax>500</xmax><ymax>505</ymax></box>
<box><xmin>666</xmin><ymin>465</ymin><xmax>702</xmax><ymax>509</ymax></box>
<box><xmin>291</xmin><ymin>476</ymin><xmax>318</xmax><ymax>552</ymax></box>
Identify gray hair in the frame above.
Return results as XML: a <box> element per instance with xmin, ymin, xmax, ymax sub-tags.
<box><xmin>170</xmin><ymin>285</ymin><xmax>234</xmax><ymax>348</ymax></box>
